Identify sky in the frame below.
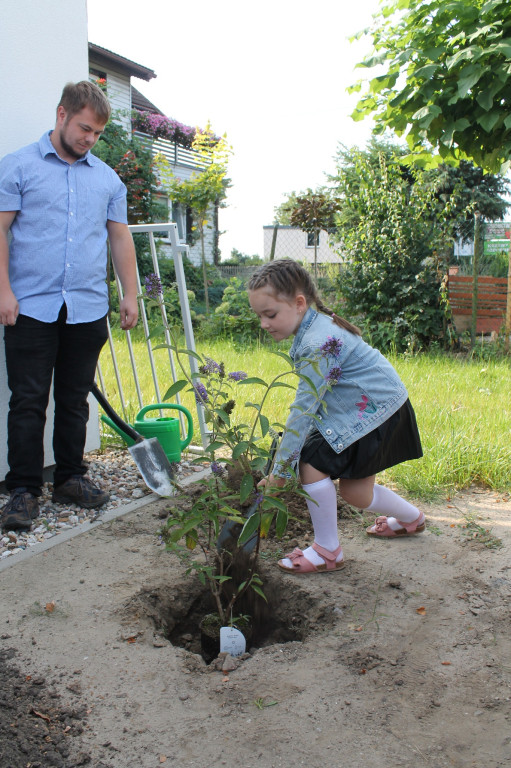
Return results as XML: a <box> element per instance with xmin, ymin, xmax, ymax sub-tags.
<box><xmin>86</xmin><ymin>0</ymin><xmax>382</xmax><ymax>258</ymax></box>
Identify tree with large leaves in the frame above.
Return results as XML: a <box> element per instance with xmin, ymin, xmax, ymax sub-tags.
<box><xmin>350</xmin><ymin>0</ymin><xmax>511</xmax><ymax>173</ymax></box>
<box><xmin>157</xmin><ymin>127</ymin><xmax>231</xmax><ymax>314</ymax></box>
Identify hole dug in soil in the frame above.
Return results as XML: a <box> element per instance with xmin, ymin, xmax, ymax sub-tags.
<box><xmin>126</xmin><ymin>563</ymin><xmax>331</xmax><ymax>663</ymax></box>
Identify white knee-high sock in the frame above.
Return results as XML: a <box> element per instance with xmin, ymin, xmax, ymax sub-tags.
<box><xmin>304</xmin><ymin>477</ymin><xmax>340</xmax><ymax>550</ymax></box>
<box><xmin>281</xmin><ymin>477</ymin><xmax>342</xmax><ymax>567</ymax></box>
<box><xmin>367</xmin><ymin>484</ymin><xmax>421</xmax><ymax>525</ymax></box>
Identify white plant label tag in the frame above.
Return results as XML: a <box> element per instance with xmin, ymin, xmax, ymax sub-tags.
<box><xmin>220</xmin><ymin>626</ymin><xmax>246</xmax><ymax>657</ymax></box>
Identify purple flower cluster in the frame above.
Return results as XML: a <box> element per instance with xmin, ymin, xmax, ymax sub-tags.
<box><xmin>252</xmin><ymin>491</ymin><xmax>264</xmax><ymax>508</ymax></box>
<box><xmin>320</xmin><ymin>336</ymin><xmax>343</xmax><ymax>358</ymax></box>
<box><xmin>326</xmin><ymin>366</ymin><xmax>343</xmax><ymax>385</ymax></box>
<box><xmin>200</xmin><ymin>357</ymin><xmax>222</xmax><ymax>375</ymax></box>
<box><xmin>132</xmin><ymin>110</ymin><xmax>197</xmax><ymax>148</ymax></box>
<box><xmin>193</xmin><ymin>382</ymin><xmax>209</xmax><ymax>404</ymax></box>
<box><xmin>144</xmin><ymin>272</ymin><xmax>163</xmax><ymax>298</ymax></box>
<box><xmin>228</xmin><ymin>371</ymin><xmax>248</xmax><ymax>381</ymax></box>
<box><xmin>210</xmin><ymin>461</ymin><xmax>225</xmax><ymax>476</ymax></box>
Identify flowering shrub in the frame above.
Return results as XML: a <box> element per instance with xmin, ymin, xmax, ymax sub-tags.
<box><xmin>132</xmin><ymin>110</ymin><xmax>220</xmax><ymax>149</ymax></box>
<box><xmin>92</xmin><ymin>119</ymin><xmax>163</xmax><ymax>225</ymax></box>
<box><xmin>146</xmin><ymin>297</ymin><xmax>348</xmax><ymax>623</ymax></box>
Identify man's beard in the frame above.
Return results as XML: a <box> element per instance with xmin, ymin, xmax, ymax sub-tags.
<box><xmin>60</xmin><ymin>131</ymin><xmax>87</xmax><ymax>160</ymax></box>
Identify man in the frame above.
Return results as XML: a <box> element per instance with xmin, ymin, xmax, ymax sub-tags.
<box><xmin>0</xmin><ymin>80</ymin><xmax>139</xmax><ymax>532</ymax></box>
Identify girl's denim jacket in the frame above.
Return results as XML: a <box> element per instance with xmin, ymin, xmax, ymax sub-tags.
<box><xmin>272</xmin><ymin>308</ymin><xmax>408</xmax><ymax>477</ymax></box>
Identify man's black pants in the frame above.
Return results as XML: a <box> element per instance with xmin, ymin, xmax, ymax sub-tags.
<box><xmin>3</xmin><ymin>305</ymin><xmax>108</xmax><ymax>495</ymax></box>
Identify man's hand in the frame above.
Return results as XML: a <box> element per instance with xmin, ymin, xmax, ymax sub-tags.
<box><xmin>0</xmin><ymin>211</ymin><xmax>18</xmax><ymax>325</ymax></box>
<box><xmin>107</xmin><ymin>221</ymin><xmax>139</xmax><ymax>330</ymax></box>
<box><xmin>119</xmin><ymin>294</ymin><xmax>138</xmax><ymax>330</ymax></box>
<box><xmin>0</xmin><ymin>287</ymin><xmax>19</xmax><ymax>326</ymax></box>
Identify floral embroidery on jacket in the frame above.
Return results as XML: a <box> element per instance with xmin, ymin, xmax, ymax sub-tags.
<box><xmin>356</xmin><ymin>394</ymin><xmax>378</xmax><ymax>418</ymax></box>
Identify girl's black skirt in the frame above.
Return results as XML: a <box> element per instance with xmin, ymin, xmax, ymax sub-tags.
<box><xmin>300</xmin><ymin>399</ymin><xmax>422</xmax><ymax>480</ymax></box>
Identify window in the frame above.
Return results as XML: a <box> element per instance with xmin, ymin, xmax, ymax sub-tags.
<box><xmin>306</xmin><ymin>231</ymin><xmax>320</xmax><ymax>248</ymax></box>
<box><xmin>171</xmin><ymin>202</ymin><xmax>196</xmax><ymax>246</ymax></box>
<box><xmin>89</xmin><ymin>68</ymin><xmax>107</xmax><ymax>83</ymax></box>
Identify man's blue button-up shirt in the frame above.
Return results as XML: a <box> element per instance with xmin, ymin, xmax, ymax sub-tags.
<box><xmin>0</xmin><ymin>131</ymin><xmax>128</xmax><ymax>323</ymax></box>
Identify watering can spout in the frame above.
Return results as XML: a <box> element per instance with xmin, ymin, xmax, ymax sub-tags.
<box><xmin>100</xmin><ymin>415</ymin><xmax>135</xmax><ymax>446</ymax></box>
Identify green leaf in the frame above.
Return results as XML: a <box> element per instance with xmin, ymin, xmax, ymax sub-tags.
<box><xmin>270</xmin><ymin>350</ymin><xmax>293</xmax><ymax>365</ymax></box>
<box><xmin>262</xmin><ymin>496</ymin><xmax>287</xmax><ymax>513</ymax></box>
<box><xmin>259</xmin><ymin>414</ymin><xmax>269</xmax><ymax>437</ymax></box>
<box><xmin>270</xmin><ymin>381</ymin><xmax>295</xmax><ymax>390</ymax></box>
<box><xmin>458</xmin><ymin>66</ymin><xmax>484</xmax><ymax>98</ymax></box>
<box><xmin>163</xmin><ymin>380</ymin><xmax>188</xmax><ymax>400</ymax></box>
<box><xmin>147</xmin><ymin>325</ymin><xmax>167</xmax><ymax>339</ymax></box>
<box><xmin>239</xmin><ymin>512</ymin><xmax>260</xmax><ymax>544</ymax></box>
<box><xmin>238</xmin><ymin>377</ymin><xmax>268</xmax><ymax>387</ymax></box>
<box><xmin>476</xmin><ymin>90</ymin><xmax>494</xmax><ymax>111</ymax></box>
<box><xmin>205</xmin><ymin>440</ymin><xmax>225</xmax><ymax>452</ymax></box>
<box><xmin>296</xmin><ymin>374</ymin><xmax>319</xmax><ymax>397</ymax></box>
<box><xmin>446</xmin><ymin>47</ymin><xmax>479</xmax><ymax>70</ymax></box>
<box><xmin>177</xmin><ymin>349</ymin><xmax>202</xmax><ymax>361</ymax></box>
<box><xmin>477</xmin><ymin>111</ymin><xmax>501</xmax><ymax>132</ymax></box>
<box><xmin>260</xmin><ymin>512</ymin><xmax>273</xmax><ymax>538</ymax></box>
<box><xmin>232</xmin><ymin>441</ymin><xmax>250</xmax><ymax>460</ymax></box>
<box><xmin>214</xmin><ymin>409</ymin><xmax>230</xmax><ymax>426</ymax></box>
<box><xmin>250</xmin><ymin>584</ymin><xmax>267</xmax><ymax>602</ymax></box>
<box><xmin>275</xmin><ymin>508</ymin><xmax>288</xmax><ymax>538</ymax></box>
<box><xmin>412</xmin><ymin>105</ymin><xmax>441</xmax><ymax>128</ymax></box>
<box><xmin>412</xmin><ymin>64</ymin><xmax>439</xmax><ymax>80</ymax></box>
<box><xmin>239</xmin><ymin>473</ymin><xmax>254</xmax><ymax>504</ymax></box>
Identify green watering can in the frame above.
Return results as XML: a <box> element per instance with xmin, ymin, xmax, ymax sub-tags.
<box><xmin>101</xmin><ymin>403</ymin><xmax>194</xmax><ymax>463</ymax></box>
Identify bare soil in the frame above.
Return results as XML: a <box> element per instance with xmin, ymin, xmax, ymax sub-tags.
<box><xmin>1</xmin><ymin>485</ymin><xmax>510</xmax><ymax>768</ymax></box>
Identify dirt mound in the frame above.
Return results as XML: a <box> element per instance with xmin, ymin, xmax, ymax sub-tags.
<box><xmin>0</xmin><ymin>488</ymin><xmax>510</xmax><ymax>767</ymax></box>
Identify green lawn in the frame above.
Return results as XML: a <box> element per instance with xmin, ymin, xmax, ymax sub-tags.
<box><xmin>98</xmin><ymin>334</ymin><xmax>511</xmax><ymax>499</ymax></box>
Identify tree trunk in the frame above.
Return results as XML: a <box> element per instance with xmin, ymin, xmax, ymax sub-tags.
<box><xmin>269</xmin><ymin>224</ymin><xmax>279</xmax><ymax>261</ymax></box>
<box><xmin>471</xmin><ymin>211</ymin><xmax>481</xmax><ymax>347</ymax></box>
<box><xmin>200</xmin><ymin>227</ymin><xmax>210</xmax><ymax>314</ymax></box>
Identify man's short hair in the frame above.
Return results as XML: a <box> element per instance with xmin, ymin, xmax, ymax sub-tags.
<box><xmin>58</xmin><ymin>81</ymin><xmax>111</xmax><ymax>124</ymax></box>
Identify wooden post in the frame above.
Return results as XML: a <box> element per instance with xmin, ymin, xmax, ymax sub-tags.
<box><xmin>269</xmin><ymin>223</ymin><xmax>279</xmax><ymax>261</ymax></box>
<box><xmin>471</xmin><ymin>211</ymin><xmax>481</xmax><ymax>347</ymax></box>
<box><xmin>506</xmin><ymin>237</ymin><xmax>511</xmax><ymax>353</ymax></box>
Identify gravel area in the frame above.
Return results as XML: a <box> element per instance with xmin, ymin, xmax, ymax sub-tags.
<box><xmin>0</xmin><ymin>447</ymin><xmax>206</xmax><ymax>562</ymax></box>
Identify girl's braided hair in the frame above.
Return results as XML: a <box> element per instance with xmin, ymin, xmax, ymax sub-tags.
<box><xmin>248</xmin><ymin>259</ymin><xmax>361</xmax><ymax>336</ymax></box>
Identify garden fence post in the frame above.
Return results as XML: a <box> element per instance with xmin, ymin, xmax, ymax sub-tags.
<box><xmin>471</xmin><ymin>211</ymin><xmax>481</xmax><ymax>347</ymax></box>
<box><xmin>506</xmin><ymin>237</ymin><xmax>511</xmax><ymax>353</ymax></box>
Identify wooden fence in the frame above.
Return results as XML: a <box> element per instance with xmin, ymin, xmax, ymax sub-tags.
<box><xmin>448</xmin><ymin>274</ymin><xmax>508</xmax><ymax>333</ymax></box>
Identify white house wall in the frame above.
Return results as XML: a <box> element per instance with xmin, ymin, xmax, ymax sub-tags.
<box><xmin>263</xmin><ymin>226</ymin><xmax>343</xmax><ymax>264</ymax></box>
<box><xmin>102</xmin><ymin>69</ymin><xmax>132</xmax><ymax>130</ymax></box>
<box><xmin>0</xmin><ymin>0</ymin><xmax>100</xmax><ymax>483</ymax></box>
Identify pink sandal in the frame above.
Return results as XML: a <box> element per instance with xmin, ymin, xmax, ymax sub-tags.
<box><xmin>366</xmin><ymin>512</ymin><xmax>426</xmax><ymax>538</ymax></box>
<box><xmin>278</xmin><ymin>542</ymin><xmax>345</xmax><ymax>574</ymax></box>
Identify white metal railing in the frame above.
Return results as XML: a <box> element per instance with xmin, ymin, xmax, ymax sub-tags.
<box><xmin>96</xmin><ymin>222</ymin><xmax>209</xmax><ymax>451</ymax></box>
<box><xmin>133</xmin><ymin>131</ymin><xmax>209</xmax><ymax>170</ymax></box>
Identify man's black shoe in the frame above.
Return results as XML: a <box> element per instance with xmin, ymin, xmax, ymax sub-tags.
<box><xmin>52</xmin><ymin>475</ymin><xmax>110</xmax><ymax>509</ymax></box>
<box><xmin>1</xmin><ymin>488</ymin><xmax>39</xmax><ymax>532</ymax></box>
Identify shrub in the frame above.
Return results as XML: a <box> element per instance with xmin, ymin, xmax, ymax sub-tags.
<box><xmin>207</xmin><ymin>278</ymin><xmax>264</xmax><ymax>342</ymax></box>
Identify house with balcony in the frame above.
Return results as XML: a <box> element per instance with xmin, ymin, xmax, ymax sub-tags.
<box><xmin>88</xmin><ymin>42</ymin><xmax>218</xmax><ymax>267</ymax></box>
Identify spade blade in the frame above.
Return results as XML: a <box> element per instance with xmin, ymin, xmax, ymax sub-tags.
<box><xmin>128</xmin><ymin>438</ymin><xmax>176</xmax><ymax>497</ymax></box>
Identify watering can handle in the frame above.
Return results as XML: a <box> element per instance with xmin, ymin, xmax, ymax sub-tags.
<box><xmin>136</xmin><ymin>403</ymin><xmax>194</xmax><ymax>450</ymax></box>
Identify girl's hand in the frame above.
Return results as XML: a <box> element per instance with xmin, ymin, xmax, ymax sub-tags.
<box><xmin>258</xmin><ymin>474</ymin><xmax>286</xmax><ymax>489</ymax></box>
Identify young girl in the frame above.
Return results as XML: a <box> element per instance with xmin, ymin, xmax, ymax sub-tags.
<box><xmin>248</xmin><ymin>259</ymin><xmax>424</xmax><ymax>575</ymax></box>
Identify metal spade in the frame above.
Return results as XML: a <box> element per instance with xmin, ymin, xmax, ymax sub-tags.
<box><xmin>91</xmin><ymin>383</ymin><xmax>176</xmax><ymax>497</ymax></box>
